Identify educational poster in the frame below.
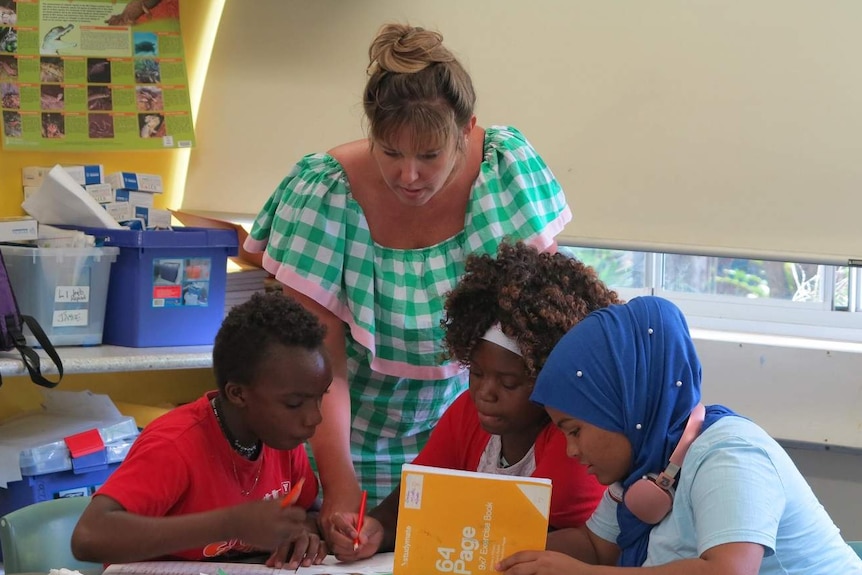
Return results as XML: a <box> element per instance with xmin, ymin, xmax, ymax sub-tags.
<box><xmin>0</xmin><ymin>0</ymin><xmax>195</xmax><ymax>151</ymax></box>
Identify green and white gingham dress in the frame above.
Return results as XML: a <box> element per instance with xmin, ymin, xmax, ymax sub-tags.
<box><xmin>245</xmin><ymin>126</ymin><xmax>572</xmax><ymax>504</ymax></box>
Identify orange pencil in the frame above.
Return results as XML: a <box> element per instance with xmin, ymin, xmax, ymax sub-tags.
<box><xmin>280</xmin><ymin>477</ymin><xmax>306</xmax><ymax>508</ymax></box>
<box><xmin>353</xmin><ymin>489</ymin><xmax>368</xmax><ymax>551</ymax></box>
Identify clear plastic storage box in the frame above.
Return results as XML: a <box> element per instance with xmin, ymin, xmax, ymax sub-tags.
<box><xmin>12</xmin><ymin>415</ymin><xmax>139</xmax><ymax>476</ymax></box>
<box><xmin>0</xmin><ymin>413</ymin><xmax>140</xmax><ymax>523</ymax></box>
<box><xmin>0</xmin><ymin>245</ymin><xmax>120</xmax><ymax>346</ymax></box>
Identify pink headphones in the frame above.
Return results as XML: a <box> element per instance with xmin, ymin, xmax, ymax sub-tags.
<box><xmin>623</xmin><ymin>403</ymin><xmax>706</xmax><ymax>524</ymax></box>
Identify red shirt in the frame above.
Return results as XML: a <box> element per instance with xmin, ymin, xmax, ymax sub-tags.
<box><xmin>413</xmin><ymin>391</ymin><xmax>604</xmax><ymax>529</ymax></box>
<box><xmin>96</xmin><ymin>392</ymin><xmax>318</xmax><ymax>560</ymax></box>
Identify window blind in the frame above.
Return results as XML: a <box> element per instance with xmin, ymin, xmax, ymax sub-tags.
<box><xmin>184</xmin><ymin>0</ymin><xmax>862</xmax><ymax>266</ymax></box>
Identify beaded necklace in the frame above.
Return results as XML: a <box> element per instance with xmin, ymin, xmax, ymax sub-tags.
<box><xmin>210</xmin><ymin>396</ymin><xmax>263</xmax><ymax>496</ymax></box>
<box><xmin>210</xmin><ymin>395</ymin><xmax>261</xmax><ymax>459</ymax></box>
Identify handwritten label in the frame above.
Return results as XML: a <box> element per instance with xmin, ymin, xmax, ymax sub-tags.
<box><xmin>55</xmin><ymin>285</ymin><xmax>90</xmax><ymax>303</ymax></box>
<box><xmin>53</xmin><ymin>309</ymin><xmax>89</xmax><ymax>327</ymax></box>
<box><xmin>404</xmin><ymin>473</ymin><xmax>424</xmax><ymax>510</ymax></box>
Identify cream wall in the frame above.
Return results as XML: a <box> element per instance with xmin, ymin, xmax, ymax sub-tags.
<box><xmin>186</xmin><ymin>0</ymin><xmax>862</xmax><ymax>263</ymax></box>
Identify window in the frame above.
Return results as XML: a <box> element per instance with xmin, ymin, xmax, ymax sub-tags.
<box><xmin>559</xmin><ymin>245</ymin><xmax>862</xmax><ymax>343</ymax></box>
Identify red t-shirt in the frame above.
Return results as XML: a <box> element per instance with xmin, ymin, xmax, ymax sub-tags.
<box><xmin>412</xmin><ymin>391</ymin><xmax>604</xmax><ymax>529</ymax></box>
<box><xmin>96</xmin><ymin>392</ymin><xmax>318</xmax><ymax>560</ymax></box>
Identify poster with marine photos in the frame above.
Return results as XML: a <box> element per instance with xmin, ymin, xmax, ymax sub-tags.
<box><xmin>0</xmin><ymin>0</ymin><xmax>195</xmax><ymax>151</ymax></box>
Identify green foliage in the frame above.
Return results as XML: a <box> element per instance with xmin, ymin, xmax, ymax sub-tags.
<box><xmin>716</xmin><ymin>267</ymin><xmax>770</xmax><ymax>298</ymax></box>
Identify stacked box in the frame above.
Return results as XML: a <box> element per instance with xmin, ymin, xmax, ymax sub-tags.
<box><xmin>0</xmin><ymin>217</ymin><xmax>38</xmax><ymax>242</ymax></box>
<box><xmin>104</xmin><ymin>171</ymin><xmax>168</xmax><ymax>228</ymax></box>
<box><xmin>67</xmin><ymin>226</ymin><xmax>238</xmax><ymax>346</ymax></box>
<box><xmin>105</xmin><ymin>171</ymin><xmax>163</xmax><ymax>193</ymax></box>
<box><xmin>0</xmin><ymin>413</ymin><xmax>139</xmax><ymax>532</ymax></box>
<box><xmin>22</xmin><ymin>164</ymin><xmax>104</xmax><ymax>187</ymax></box>
<box><xmin>0</xmin><ymin>245</ymin><xmax>120</xmax><ymax>347</ymax></box>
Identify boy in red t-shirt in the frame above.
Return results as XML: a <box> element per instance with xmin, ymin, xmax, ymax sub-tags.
<box><xmin>328</xmin><ymin>241</ymin><xmax>622</xmax><ymax>559</ymax></box>
<box><xmin>71</xmin><ymin>293</ymin><xmax>332</xmax><ymax>571</ymax></box>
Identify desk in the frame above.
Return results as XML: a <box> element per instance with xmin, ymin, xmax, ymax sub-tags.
<box><xmin>12</xmin><ymin>571</ymin><xmax>103</xmax><ymax>575</ymax></box>
<box><xmin>101</xmin><ymin>554</ymin><xmax>395</xmax><ymax>575</ymax></box>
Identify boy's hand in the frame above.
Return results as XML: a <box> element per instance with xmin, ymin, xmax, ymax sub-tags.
<box><xmin>266</xmin><ymin>515</ymin><xmax>327</xmax><ymax>570</ymax></box>
<box><xmin>228</xmin><ymin>498</ymin><xmax>317</xmax><ymax>566</ymax></box>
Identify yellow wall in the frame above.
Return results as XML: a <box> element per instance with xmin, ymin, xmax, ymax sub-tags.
<box><xmin>0</xmin><ymin>369</ymin><xmax>216</xmax><ymax>421</ymax></box>
<box><xmin>0</xmin><ymin>0</ymin><xmax>226</xmax><ymax>419</ymax></box>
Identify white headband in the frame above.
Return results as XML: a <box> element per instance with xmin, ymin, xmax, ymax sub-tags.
<box><xmin>480</xmin><ymin>323</ymin><xmax>522</xmax><ymax>357</ymax></box>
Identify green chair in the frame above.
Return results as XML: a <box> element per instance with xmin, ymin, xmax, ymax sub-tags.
<box><xmin>0</xmin><ymin>496</ymin><xmax>102</xmax><ymax>575</ymax></box>
<box><xmin>849</xmin><ymin>540</ymin><xmax>862</xmax><ymax>559</ymax></box>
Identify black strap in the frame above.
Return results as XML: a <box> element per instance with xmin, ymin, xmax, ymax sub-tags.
<box><xmin>11</xmin><ymin>315</ymin><xmax>64</xmax><ymax>388</ymax></box>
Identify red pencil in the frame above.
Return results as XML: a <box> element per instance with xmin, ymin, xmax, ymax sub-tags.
<box><xmin>353</xmin><ymin>489</ymin><xmax>368</xmax><ymax>551</ymax></box>
<box><xmin>280</xmin><ymin>477</ymin><xmax>306</xmax><ymax>508</ymax></box>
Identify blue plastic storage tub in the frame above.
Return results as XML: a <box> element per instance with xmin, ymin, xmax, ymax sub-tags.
<box><xmin>68</xmin><ymin>226</ymin><xmax>238</xmax><ymax>347</ymax></box>
<box><xmin>0</xmin><ymin>462</ymin><xmax>122</xmax><ymax>515</ymax></box>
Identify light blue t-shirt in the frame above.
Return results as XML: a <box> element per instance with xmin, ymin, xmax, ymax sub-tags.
<box><xmin>587</xmin><ymin>417</ymin><xmax>862</xmax><ymax>573</ymax></box>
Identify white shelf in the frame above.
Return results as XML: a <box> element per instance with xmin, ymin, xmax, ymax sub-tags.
<box><xmin>0</xmin><ymin>345</ymin><xmax>213</xmax><ymax>377</ymax></box>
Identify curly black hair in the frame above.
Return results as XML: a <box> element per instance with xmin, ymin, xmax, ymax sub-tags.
<box><xmin>213</xmin><ymin>292</ymin><xmax>326</xmax><ymax>391</ymax></box>
<box><xmin>442</xmin><ymin>242</ymin><xmax>623</xmax><ymax>379</ymax></box>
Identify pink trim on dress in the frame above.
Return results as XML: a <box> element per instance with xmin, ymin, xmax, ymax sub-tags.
<box><xmin>369</xmin><ymin>355</ymin><xmax>466</xmax><ymax>381</ymax></box>
<box><xmin>243</xmin><ymin>236</ymin><xmax>268</xmax><ymax>253</ymax></box>
<box><xmin>255</xmin><ymin>249</ymin><xmax>464</xmax><ymax>380</ymax></box>
<box><xmin>526</xmin><ymin>205</ymin><xmax>572</xmax><ymax>252</ymax></box>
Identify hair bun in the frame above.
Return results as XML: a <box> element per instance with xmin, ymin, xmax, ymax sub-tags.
<box><xmin>368</xmin><ymin>23</ymin><xmax>455</xmax><ymax>74</ymax></box>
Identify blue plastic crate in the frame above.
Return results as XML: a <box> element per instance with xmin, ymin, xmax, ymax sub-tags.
<box><xmin>68</xmin><ymin>226</ymin><xmax>238</xmax><ymax>347</ymax></box>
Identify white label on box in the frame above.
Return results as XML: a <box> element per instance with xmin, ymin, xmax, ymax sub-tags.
<box><xmin>137</xmin><ymin>173</ymin><xmax>162</xmax><ymax>193</ymax></box>
<box><xmin>86</xmin><ymin>183</ymin><xmax>114</xmax><ymax>203</ymax></box>
<box><xmin>56</xmin><ymin>285</ymin><xmax>90</xmax><ymax>303</ymax></box>
<box><xmin>53</xmin><ymin>309</ymin><xmax>89</xmax><ymax>327</ymax></box>
<box><xmin>104</xmin><ymin>202</ymin><xmax>133</xmax><ymax>221</ymax></box>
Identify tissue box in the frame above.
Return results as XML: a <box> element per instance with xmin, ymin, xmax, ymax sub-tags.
<box><xmin>103</xmin><ymin>202</ymin><xmax>133</xmax><ymax>221</ymax></box>
<box><xmin>23</xmin><ymin>165</ymin><xmax>103</xmax><ymax>186</ymax></box>
<box><xmin>0</xmin><ymin>216</ymin><xmax>38</xmax><ymax>242</ymax></box>
<box><xmin>85</xmin><ymin>183</ymin><xmax>114</xmax><ymax>204</ymax></box>
<box><xmin>67</xmin><ymin>226</ymin><xmax>238</xmax><ymax>346</ymax></box>
<box><xmin>134</xmin><ymin>206</ymin><xmax>171</xmax><ymax>228</ymax></box>
<box><xmin>114</xmin><ymin>189</ymin><xmax>155</xmax><ymax>207</ymax></box>
<box><xmin>106</xmin><ymin>171</ymin><xmax>163</xmax><ymax>193</ymax></box>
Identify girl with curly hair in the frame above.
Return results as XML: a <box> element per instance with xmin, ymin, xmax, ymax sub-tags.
<box><xmin>327</xmin><ymin>241</ymin><xmax>622</xmax><ymax>560</ymax></box>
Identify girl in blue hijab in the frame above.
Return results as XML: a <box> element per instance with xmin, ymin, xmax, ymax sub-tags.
<box><xmin>497</xmin><ymin>296</ymin><xmax>862</xmax><ymax>574</ymax></box>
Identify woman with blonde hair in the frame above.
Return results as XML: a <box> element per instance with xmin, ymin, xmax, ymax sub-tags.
<box><xmin>246</xmin><ymin>23</ymin><xmax>572</xmax><ymax>539</ymax></box>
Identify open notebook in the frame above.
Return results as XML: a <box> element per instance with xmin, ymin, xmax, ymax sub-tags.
<box><xmin>102</xmin><ymin>553</ymin><xmax>394</xmax><ymax>575</ymax></box>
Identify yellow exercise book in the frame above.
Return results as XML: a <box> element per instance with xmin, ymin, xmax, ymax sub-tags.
<box><xmin>393</xmin><ymin>463</ymin><xmax>552</xmax><ymax>575</ymax></box>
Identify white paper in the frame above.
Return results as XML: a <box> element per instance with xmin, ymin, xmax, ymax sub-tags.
<box><xmin>37</xmin><ymin>223</ymin><xmax>97</xmax><ymax>248</ymax></box>
<box><xmin>22</xmin><ymin>164</ymin><xmax>122</xmax><ymax>229</ymax></box>
<box><xmin>41</xmin><ymin>389</ymin><xmax>124</xmax><ymax>420</ymax></box>
<box><xmin>102</xmin><ymin>553</ymin><xmax>395</xmax><ymax>575</ymax></box>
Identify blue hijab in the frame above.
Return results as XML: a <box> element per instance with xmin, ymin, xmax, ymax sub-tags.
<box><xmin>531</xmin><ymin>296</ymin><xmax>736</xmax><ymax>566</ymax></box>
